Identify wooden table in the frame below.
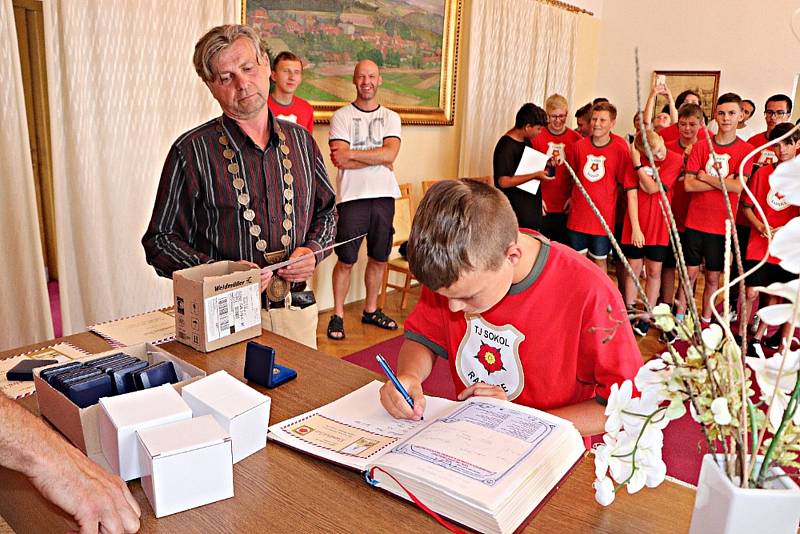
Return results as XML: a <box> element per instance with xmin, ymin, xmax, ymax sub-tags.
<box><xmin>0</xmin><ymin>332</ymin><xmax>696</xmax><ymax>533</ymax></box>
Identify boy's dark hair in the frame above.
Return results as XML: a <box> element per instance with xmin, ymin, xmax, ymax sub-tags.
<box><xmin>675</xmin><ymin>90</ymin><xmax>701</xmax><ymax>108</ymax></box>
<box><xmin>272</xmin><ymin>51</ymin><xmax>302</xmax><ymax>71</ymax></box>
<box><xmin>769</xmin><ymin>122</ymin><xmax>800</xmax><ymax>144</ymax></box>
<box><xmin>592</xmin><ymin>101</ymin><xmax>617</xmax><ymax>120</ymax></box>
<box><xmin>575</xmin><ymin>102</ymin><xmax>592</xmax><ymax>119</ymax></box>
<box><xmin>678</xmin><ymin>103</ymin><xmax>704</xmax><ymax>120</ymax></box>
<box><xmin>514</xmin><ymin>103</ymin><xmax>548</xmax><ymax>129</ymax></box>
<box><xmin>407</xmin><ymin>180</ymin><xmax>518</xmax><ymax>290</ymax></box>
<box><xmin>716</xmin><ymin>92</ymin><xmax>742</xmax><ymax>107</ymax></box>
<box><xmin>742</xmin><ymin>99</ymin><xmax>756</xmax><ymax>111</ymax></box>
<box><xmin>592</xmin><ymin>97</ymin><xmax>609</xmax><ymax>105</ymax></box>
<box><xmin>765</xmin><ymin>94</ymin><xmax>793</xmax><ymax>113</ymax></box>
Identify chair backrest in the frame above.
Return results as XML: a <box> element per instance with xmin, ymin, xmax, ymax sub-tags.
<box><xmin>393</xmin><ymin>194</ymin><xmax>412</xmax><ymax>246</ymax></box>
<box><xmin>398</xmin><ymin>182</ymin><xmax>412</xmax><ymax>198</ymax></box>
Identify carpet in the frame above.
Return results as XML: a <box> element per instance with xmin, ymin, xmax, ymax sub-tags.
<box><xmin>343</xmin><ymin>335</ymin><xmax>707</xmax><ymax>485</ymax></box>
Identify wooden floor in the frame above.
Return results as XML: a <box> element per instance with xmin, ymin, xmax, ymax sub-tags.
<box><xmin>315</xmin><ymin>267</ymin><xmax>683</xmax><ymax>362</ymax></box>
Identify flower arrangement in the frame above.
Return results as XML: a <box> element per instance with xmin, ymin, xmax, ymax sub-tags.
<box><xmin>561</xmin><ymin>59</ymin><xmax>800</xmax><ymax>506</ymax></box>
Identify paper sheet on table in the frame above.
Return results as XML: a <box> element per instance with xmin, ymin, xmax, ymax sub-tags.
<box><xmin>514</xmin><ymin>147</ymin><xmax>549</xmax><ymax>195</ymax></box>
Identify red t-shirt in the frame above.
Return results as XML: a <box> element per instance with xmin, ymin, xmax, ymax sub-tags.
<box><xmin>665</xmin><ymin>138</ymin><xmax>692</xmax><ymax>231</ymax></box>
<box><xmin>660</xmin><ymin>122</ymin><xmax>709</xmax><ymax>144</ymax></box>
<box><xmin>685</xmin><ymin>137</ymin><xmax>755</xmax><ymax>235</ymax></box>
<box><xmin>622</xmin><ymin>151</ymin><xmax>682</xmax><ymax>246</ymax></box>
<box><xmin>566</xmin><ymin>135</ymin><xmax>634</xmax><ymax>236</ymax></box>
<box><xmin>532</xmin><ymin>128</ymin><xmax>583</xmax><ymax>213</ymax></box>
<box><xmin>267</xmin><ymin>95</ymin><xmax>314</xmax><ymax>132</ymax></box>
<box><xmin>747</xmin><ymin>132</ymin><xmax>779</xmax><ymax>166</ymax></box>
<box><xmin>742</xmin><ymin>164</ymin><xmax>800</xmax><ymax>264</ymax></box>
<box><xmin>403</xmin><ymin>236</ymin><xmax>642</xmax><ymax>410</ymax></box>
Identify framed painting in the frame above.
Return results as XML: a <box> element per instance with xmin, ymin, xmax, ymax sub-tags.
<box><xmin>241</xmin><ymin>0</ymin><xmax>462</xmax><ymax>125</ymax></box>
<box><xmin>652</xmin><ymin>70</ymin><xmax>720</xmax><ymax>120</ymax></box>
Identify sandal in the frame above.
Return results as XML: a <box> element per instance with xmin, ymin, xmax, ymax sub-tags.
<box><xmin>361</xmin><ymin>309</ymin><xmax>398</xmax><ymax>331</ymax></box>
<box><xmin>327</xmin><ymin>315</ymin><xmax>345</xmax><ymax>340</ymax></box>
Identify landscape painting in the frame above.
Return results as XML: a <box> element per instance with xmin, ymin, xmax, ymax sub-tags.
<box><xmin>242</xmin><ymin>0</ymin><xmax>461</xmax><ymax>124</ymax></box>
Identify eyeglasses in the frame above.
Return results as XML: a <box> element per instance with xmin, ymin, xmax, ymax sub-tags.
<box><xmin>764</xmin><ymin>110</ymin><xmax>789</xmax><ymax>117</ymax></box>
<box><xmin>548</xmin><ymin>114</ymin><xmax>567</xmax><ymax>120</ymax></box>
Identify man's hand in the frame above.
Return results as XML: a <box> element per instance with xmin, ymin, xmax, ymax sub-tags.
<box><xmin>329</xmin><ymin>144</ymin><xmax>352</xmax><ymax>169</ymax></box>
<box><xmin>278</xmin><ymin>247</ymin><xmax>316</xmax><ymax>283</ymax></box>
<box><xmin>238</xmin><ymin>260</ymin><xmax>271</xmax><ymax>293</ymax></box>
<box><xmin>632</xmin><ymin>227</ymin><xmax>645</xmax><ymax>248</ymax></box>
<box><xmin>380</xmin><ymin>375</ymin><xmax>426</xmax><ymax>420</ymax></box>
<box><xmin>535</xmin><ymin>170</ymin><xmax>555</xmax><ymax>182</ymax></box>
<box><xmin>457</xmin><ymin>382</ymin><xmax>508</xmax><ymax>401</ymax></box>
<box><xmin>29</xmin><ymin>440</ymin><xmax>141</xmax><ymax>534</ymax></box>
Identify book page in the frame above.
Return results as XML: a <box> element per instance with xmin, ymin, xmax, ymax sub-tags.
<box><xmin>514</xmin><ymin>147</ymin><xmax>549</xmax><ymax>195</ymax></box>
<box><xmin>268</xmin><ymin>380</ymin><xmax>457</xmax><ymax>471</ymax></box>
<box><xmin>90</xmin><ymin>309</ymin><xmax>175</xmax><ymax>347</ymax></box>
<box><xmin>0</xmin><ymin>343</ymin><xmax>87</xmax><ymax>399</ymax></box>
<box><xmin>374</xmin><ymin>398</ymin><xmax>565</xmax><ymax>508</ymax></box>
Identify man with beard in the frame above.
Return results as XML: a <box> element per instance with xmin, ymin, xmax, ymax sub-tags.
<box><xmin>327</xmin><ymin>60</ymin><xmax>402</xmax><ymax>340</ymax></box>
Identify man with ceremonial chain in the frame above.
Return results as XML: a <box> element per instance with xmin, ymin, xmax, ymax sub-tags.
<box><xmin>143</xmin><ymin>25</ymin><xmax>336</xmax><ymax>348</ymax></box>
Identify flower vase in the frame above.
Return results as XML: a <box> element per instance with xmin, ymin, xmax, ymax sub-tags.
<box><xmin>689</xmin><ymin>454</ymin><xmax>800</xmax><ymax>534</ymax></box>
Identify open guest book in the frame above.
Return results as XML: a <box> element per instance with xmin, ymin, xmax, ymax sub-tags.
<box><xmin>268</xmin><ymin>381</ymin><xmax>585</xmax><ymax>534</ymax></box>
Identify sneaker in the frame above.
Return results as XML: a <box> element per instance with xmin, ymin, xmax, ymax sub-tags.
<box><xmin>633</xmin><ymin>320</ymin><xmax>650</xmax><ymax>337</ymax></box>
<box><xmin>763</xmin><ymin>329</ymin><xmax>784</xmax><ymax>349</ymax></box>
<box><xmin>659</xmin><ymin>329</ymin><xmax>677</xmax><ymax>345</ymax></box>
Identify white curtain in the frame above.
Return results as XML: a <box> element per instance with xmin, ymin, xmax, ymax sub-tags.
<box><xmin>43</xmin><ymin>0</ymin><xmax>237</xmax><ymax>334</ymax></box>
<box><xmin>459</xmin><ymin>0</ymin><xmax>579</xmax><ymax>177</ymax></box>
<box><xmin>0</xmin><ymin>0</ymin><xmax>55</xmax><ymax>351</ymax></box>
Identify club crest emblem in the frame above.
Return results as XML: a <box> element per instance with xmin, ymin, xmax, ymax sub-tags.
<box><xmin>455</xmin><ymin>316</ymin><xmax>525</xmax><ymax>400</ymax></box>
<box><xmin>583</xmin><ymin>155</ymin><xmax>607</xmax><ymax>182</ymax></box>
<box><xmin>705</xmin><ymin>153</ymin><xmax>731</xmax><ymax>178</ymax></box>
<box><xmin>757</xmin><ymin>149</ymin><xmax>778</xmax><ymax>165</ymax></box>
<box><xmin>547</xmin><ymin>142</ymin><xmax>566</xmax><ymax>164</ymax></box>
<box><xmin>766</xmin><ymin>188</ymin><xmax>790</xmax><ymax>211</ymax></box>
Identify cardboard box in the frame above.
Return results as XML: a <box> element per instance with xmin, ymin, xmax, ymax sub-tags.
<box><xmin>173</xmin><ymin>261</ymin><xmax>262</xmax><ymax>352</ymax></box>
<box><xmin>137</xmin><ymin>415</ymin><xmax>234</xmax><ymax>517</ymax></box>
<box><xmin>34</xmin><ymin>343</ymin><xmax>205</xmax><ymax>458</ymax></box>
<box><xmin>98</xmin><ymin>385</ymin><xmax>193</xmax><ymax>481</ymax></box>
<box><xmin>181</xmin><ymin>370</ymin><xmax>270</xmax><ymax>463</ymax></box>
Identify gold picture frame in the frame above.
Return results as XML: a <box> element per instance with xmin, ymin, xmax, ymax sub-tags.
<box><xmin>653</xmin><ymin>70</ymin><xmax>720</xmax><ymax>120</ymax></box>
<box><xmin>241</xmin><ymin>0</ymin><xmax>462</xmax><ymax>126</ymax></box>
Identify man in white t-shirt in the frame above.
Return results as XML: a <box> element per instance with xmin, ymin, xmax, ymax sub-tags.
<box><xmin>327</xmin><ymin>60</ymin><xmax>401</xmax><ymax>340</ymax></box>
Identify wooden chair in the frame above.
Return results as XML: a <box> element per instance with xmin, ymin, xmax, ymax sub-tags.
<box><xmin>379</xmin><ymin>187</ymin><xmax>415</xmax><ymax>310</ymax></box>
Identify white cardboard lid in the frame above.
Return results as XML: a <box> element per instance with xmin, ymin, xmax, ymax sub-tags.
<box><xmin>137</xmin><ymin>415</ymin><xmax>230</xmax><ymax>458</ymax></box>
<box><xmin>181</xmin><ymin>370</ymin><xmax>268</xmax><ymax>419</ymax></box>
<box><xmin>99</xmin><ymin>384</ymin><xmax>191</xmax><ymax>428</ymax></box>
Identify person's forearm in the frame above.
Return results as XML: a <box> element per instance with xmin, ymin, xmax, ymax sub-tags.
<box><xmin>348</xmin><ymin>144</ymin><xmax>399</xmax><ymax>166</ymax></box>
<box><xmin>397</xmin><ymin>339</ymin><xmax>437</xmax><ymax>382</ymax></box>
<box><xmin>497</xmin><ymin>171</ymin><xmax>545</xmax><ymax>188</ymax></box>
<box><xmin>336</xmin><ymin>160</ymin><xmax>371</xmax><ymax>169</ymax></box>
<box><xmin>742</xmin><ymin>206</ymin><xmax>761</xmax><ymax>229</ymax></box>
<box><xmin>626</xmin><ymin>189</ymin><xmax>641</xmax><ymax>229</ymax></box>
<box><xmin>668</xmin><ymin>94</ymin><xmax>678</xmax><ymax>123</ymax></box>
<box><xmin>643</xmin><ymin>91</ymin><xmax>656</xmax><ymax>126</ymax></box>
<box><xmin>637</xmin><ymin>169</ymin><xmax>660</xmax><ymax>194</ymax></box>
<box><xmin>0</xmin><ymin>396</ymin><xmax>61</xmax><ymax>478</ymax></box>
<box><xmin>684</xmin><ymin>173</ymin><xmax>715</xmax><ymax>192</ymax></box>
<box><xmin>549</xmin><ymin>399</ymin><xmax>607</xmax><ymax>436</ymax></box>
<box><xmin>723</xmin><ymin>176</ymin><xmax>744</xmax><ymax>193</ymax></box>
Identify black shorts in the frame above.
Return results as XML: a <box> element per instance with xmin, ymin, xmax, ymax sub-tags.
<box><xmin>662</xmin><ymin>232</ymin><xmax>685</xmax><ymax>269</ymax></box>
<box><xmin>621</xmin><ymin>244</ymin><xmax>670</xmax><ymax>262</ymax></box>
<box><xmin>335</xmin><ymin>197</ymin><xmax>395</xmax><ymax>264</ymax></box>
<box><xmin>744</xmin><ymin>260</ymin><xmax>796</xmax><ymax>288</ymax></box>
<box><xmin>542</xmin><ymin>212</ymin><xmax>568</xmax><ymax>244</ymax></box>
<box><xmin>684</xmin><ymin>228</ymin><xmax>726</xmax><ymax>272</ymax></box>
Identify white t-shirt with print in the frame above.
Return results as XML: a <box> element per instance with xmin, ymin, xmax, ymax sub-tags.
<box><xmin>329</xmin><ymin>104</ymin><xmax>402</xmax><ymax>204</ymax></box>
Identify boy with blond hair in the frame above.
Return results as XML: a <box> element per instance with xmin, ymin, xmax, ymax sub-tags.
<box><xmin>378</xmin><ymin>180</ymin><xmax>641</xmax><ymax>436</ymax></box>
<box><xmin>532</xmin><ymin>94</ymin><xmax>583</xmax><ymax>243</ymax></box>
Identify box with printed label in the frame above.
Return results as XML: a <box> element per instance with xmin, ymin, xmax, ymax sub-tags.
<box><xmin>173</xmin><ymin>261</ymin><xmax>261</xmax><ymax>352</ymax></box>
<box><xmin>181</xmin><ymin>370</ymin><xmax>270</xmax><ymax>463</ymax></box>
<box><xmin>98</xmin><ymin>384</ymin><xmax>193</xmax><ymax>481</ymax></box>
<box><xmin>137</xmin><ymin>414</ymin><xmax>234</xmax><ymax>517</ymax></box>
<box><xmin>34</xmin><ymin>343</ymin><xmax>205</xmax><ymax>460</ymax></box>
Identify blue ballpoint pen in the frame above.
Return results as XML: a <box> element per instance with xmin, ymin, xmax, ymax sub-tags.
<box><xmin>375</xmin><ymin>354</ymin><xmax>421</xmax><ymax>418</ymax></box>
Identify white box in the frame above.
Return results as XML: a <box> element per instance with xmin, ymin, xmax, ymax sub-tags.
<box><xmin>137</xmin><ymin>415</ymin><xmax>234</xmax><ymax>518</ymax></box>
<box><xmin>98</xmin><ymin>385</ymin><xmax>192</xmax><ymax>481</ymax></box>
<box><xmin>181</xmin><ymin>370</ymin><xmax>270</xmax><ymax>463</ymax></box>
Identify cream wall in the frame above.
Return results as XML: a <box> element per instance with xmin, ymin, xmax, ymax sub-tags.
<box><xmin>584</xmin><ymin>0</ymin><xmax>800</xmax><ymax>137</ymax></box>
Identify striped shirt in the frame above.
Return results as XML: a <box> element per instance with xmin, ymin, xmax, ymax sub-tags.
<box><xmin>143</xmin><ymin>112</ymin><xmax>337</xmax><ymax>277</ymax></box>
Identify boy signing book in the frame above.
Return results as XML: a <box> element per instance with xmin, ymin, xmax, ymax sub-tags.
<box><xmin>379</xmin><ymin>180</ymin><xmax>642</xmax><ymax>436</ymax></box>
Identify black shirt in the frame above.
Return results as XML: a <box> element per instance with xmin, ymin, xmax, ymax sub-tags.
<box><xmin>493</xmin><ymin>135</ymin><xmax>542</xmax><ymax>230</ymax></box>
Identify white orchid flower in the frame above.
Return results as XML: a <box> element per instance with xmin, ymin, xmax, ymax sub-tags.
<box><xmin>701</xmin><ymin>323</ymin><xmax>724</xmax><ymax>351</ymax></box>
<box><xmin>746</xmin><ymin>349</ymin><xmax>800</xmax><ymax>429</ymax></box>
<box><xmin>604</xmin><ymin>381</ymin><xmax>634</xmax><ymax>434</ymax></box>
<box><xmin>755</xmin><ymin>279</ymin><xmax>800</xmax><ymax>327</ymax></box>
<box><xmin>769</xmin><ymin>155</ymin><xmax>800</xmax><ymax>205</ymax></box>
<box><xmin>651</xmin><ymin>303</ymin><xmax>676</xmax><ymax>332</ymax></box>
<box><xmin>594</xmin><ymin>476</ymin><xmax>616</xmax><ymax>506</ymax></box>
<box><xmin>770</xmin><ymin>218</ymin><xmax>800</xmax><ymax>274</ymax></box>
<box><xmin>634</xmin><ymin>358</ymin><xmax>671</xmax><ymax>398</ymax></box>
<box><xmin>710</xmin><ymin>397</ymin><xmax>732</xmax><ymax>425</ymax></box>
